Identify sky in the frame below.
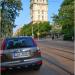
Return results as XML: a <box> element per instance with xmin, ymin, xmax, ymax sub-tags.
<box><xmin>14</xmin><ymin>0</ymin><xmax>63</xmax><ymax>33</ymax></box>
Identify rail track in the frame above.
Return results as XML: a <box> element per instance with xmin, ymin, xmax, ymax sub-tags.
<box><xmin>43</xmin><ymin>56</ymin><xmax>74</xmax><ymax>75</ymax></box>
<box><xmin>38</xmin><ymin>44</ymin><xmax>74</xmax><ymax>61</ymax></box>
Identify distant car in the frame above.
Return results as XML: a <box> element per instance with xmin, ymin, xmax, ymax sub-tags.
<box><xmin>0</xmin><ymin>36</ymin><xmax>42</xmax><ymax>72</ymax></box>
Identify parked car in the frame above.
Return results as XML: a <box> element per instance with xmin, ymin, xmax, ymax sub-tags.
<box><xmin>0</xmin><ymin>36</ymin><xmax>42</xmax><ymax>72</ymax></box>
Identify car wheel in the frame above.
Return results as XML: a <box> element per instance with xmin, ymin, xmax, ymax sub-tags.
<box><xmin>33</xmin><ymin>66</ymin><xmax>41</xmax><ymax>71</ymax></box>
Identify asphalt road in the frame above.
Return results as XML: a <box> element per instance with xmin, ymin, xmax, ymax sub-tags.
<box><xmin>2</xmin><ymin>39</ymin><xmax>74</xmax><ymax>75</ymax></box>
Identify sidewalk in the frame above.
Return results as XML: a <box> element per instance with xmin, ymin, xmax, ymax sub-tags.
<box><xmin>45</xmin><ymin>38</ymin><xmax>74</xmax><ymax>43</ymax></box>
<box><xmin>36</xmin><ymin>38</ymin><xmax>74</xmax><ymax>45</ymax></box>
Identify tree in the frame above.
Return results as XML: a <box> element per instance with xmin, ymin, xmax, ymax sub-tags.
<box><xmin>16</xmin><ymin>22</ymin><xmax>52</xmax><ymax>38</ymax></box>
<box><xmin>52</xmin><ymin>0</ymin><xmax>74</xmax><ymax>40</ymax></box>
<box><xmin>0</xmin><ymin>0</ymin><xmax>22</xmax><ymax>37</ymax></box>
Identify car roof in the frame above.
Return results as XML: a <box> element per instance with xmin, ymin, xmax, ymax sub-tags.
<box><xmin>4</xmin><ymin>36</ymin><xmax>32</xmax><ymax>40</ymax></box>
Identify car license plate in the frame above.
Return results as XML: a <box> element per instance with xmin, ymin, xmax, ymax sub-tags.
<box><xmin>13</xmin><ymin>51</ymin><xmax>30</xmax><ymax>58</ymax></box>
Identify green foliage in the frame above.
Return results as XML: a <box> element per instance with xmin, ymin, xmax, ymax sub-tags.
<box><xmin>52</xmin><ymin>0</ymin><xmax>74</xmax><ymax>40</ymax></box>
<box><xmin>51</xmin><ymin>25</ymin><xmax>62</xmax><ymax>34</ymax></box>
<box><xmin>1</xmin><ymin>0</ymin><xmax>22</xmax><ymax>26</ymax></box>
<box><xmin>17</xmin><ymin>22</ymin><xmax>52</xmax><ymax>38</ymax></box>
<box><xmin>0</xmin><ymin>0</ymin><xmax>22</xmax><ymax>38</ymax></box>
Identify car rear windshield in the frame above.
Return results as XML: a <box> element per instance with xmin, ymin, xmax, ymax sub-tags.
<box><xmin>6</xmin><ymin>37</ymin><xmax>36</xmax><ymax>49</ymax></box>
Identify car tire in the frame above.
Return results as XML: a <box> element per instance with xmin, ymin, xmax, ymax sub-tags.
<box><xmin>33</xmin><ymin>66</ymin><xmax>41</xmax><ymax>71</ymax></box>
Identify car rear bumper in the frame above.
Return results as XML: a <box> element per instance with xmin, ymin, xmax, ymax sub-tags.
<box><xmin>1</xmin><ymin>57</ymin><xmax>42</xmax><ymax>70</ymax></box>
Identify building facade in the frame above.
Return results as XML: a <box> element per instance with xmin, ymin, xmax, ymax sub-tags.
<box><xmin>30</xmin><ymin>0</ymin><xmax>48</xmax><ymax>23</ymax></box>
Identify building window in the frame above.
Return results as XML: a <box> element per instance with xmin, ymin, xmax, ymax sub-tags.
<box><xmin>42</xmin><ymin>16</ymin><xmax>44</xmax><ymax>20</ymax></box>
<box><xmin>42</xmin><ymin>10</ymin><xmax>44</xmax><ymax>14</ymax></box>
<box><xmin>38</xmin><ymin>10</ymin><xmax>40</xmax><ymax>14</ymax></box>
<box><xmin>46</xmin><ymin>0</ymin><xmax>48</xmax><ymax>2</ymax></box>
<box><xmin>38</xmin><ymin>15</ymin><xmax>40</xmax><ymax>20</ymax></box>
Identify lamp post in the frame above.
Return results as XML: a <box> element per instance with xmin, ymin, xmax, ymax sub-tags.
<box><xmin>32</xmin><ymin>25</ymin><xmax>34</xmax><ymax>38</ymax></box>
<box><xmin>37</xmin><ymin>23</ymin><xmax>40</xmax><ymax>40</ymax></box>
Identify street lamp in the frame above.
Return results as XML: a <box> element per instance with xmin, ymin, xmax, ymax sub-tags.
<box><xmin>37</xmin><ymin>23</ymin><xmax>40</xmax><ymax>40</ymax></box>
<box><xmin>32</xmin><ymin>25</ymin><xmax>34</xmax><ymax>38</ymax></box>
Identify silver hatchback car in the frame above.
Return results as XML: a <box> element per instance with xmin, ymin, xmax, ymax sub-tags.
<box><xmin>0</xmin><ymin>36</ymin><xmax>42</xmax><ymax>72</ymax></box>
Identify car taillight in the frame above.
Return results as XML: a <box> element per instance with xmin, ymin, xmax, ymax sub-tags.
<box><xmin>0</xmin><ymin>53</ymin><xmax>3</xmax><ymax>62</ymax></box>
<box><xmin>37</xmin><ymin>50</ymin><xmax>41</xmax><ymax>55</ymax></box>
<box><xmin>0</xmin><ymin>54</ymin><xmax>3</xmax><ymax>60</ymax></box>
<box><xmin>37</xmin><ymin>61</ymin><xmax>42</xmax><ymax>65</ymax></box>
<box><xmin>1</xmin><ymin>40</ymin><xmax>6</xmax><ymax>50</ymax></box>
<box><xmin>0</xmin><ymin>67</ymin><xmax>7</xmax><ymax>72</ymax></box>
<box><xmin>32</xmin><ymin>38</ymin><xmax>37</xmax><ymax>46</ymax></box>
<box><xmin>35</xmin><ymin>50</ymin><xmax>41</xmax><ymax>56</ymax></box>
<box><xmin>0</xmin><ymin>50</ymin><xmax>5</xmax><ymax>62</ymax></box>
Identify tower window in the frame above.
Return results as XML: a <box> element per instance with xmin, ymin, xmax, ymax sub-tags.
<box><xmin>38</xmin><ymin>15</ymin><xmax>40</xmax><ymax>20</ymax></box>
<box><xmin>42</xmin><ymin>10</ymin><xmax>44</xmax><ymax>14</ymax></box>
<box><xmin>38</xmin><ymin>10</ymin><xmax>40</xmax><ymax>14</ymax></box>
<box><xmin>42</xmin><ymin>16</ymin><xmax>44</xmax><ymax>20</ymax></box>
